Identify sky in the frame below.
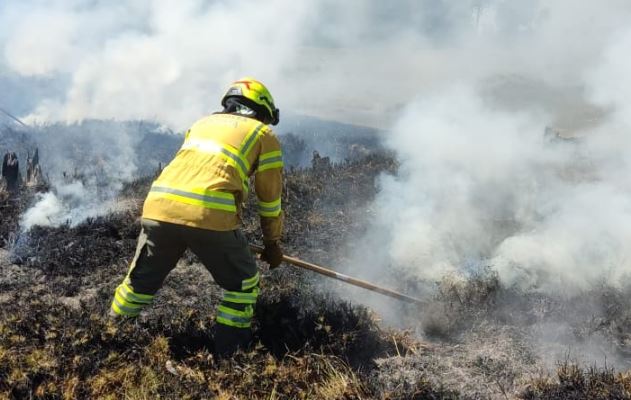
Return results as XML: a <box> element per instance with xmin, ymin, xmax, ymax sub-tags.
<box><xmin>1</xmin><ymin>0</ymin><xmax>629</xmax><ymax>130</ymax></box>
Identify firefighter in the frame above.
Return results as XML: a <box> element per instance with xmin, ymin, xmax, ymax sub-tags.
<box><xmin>110</xmin><ymin>77</ymin><xmax>284</xmax><ymax>355</ymax></box>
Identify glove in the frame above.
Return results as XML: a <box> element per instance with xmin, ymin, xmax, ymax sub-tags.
<box><xmin>261</xmin><ymin>240</ymin><xmax>283</xmax><ymax>269</ymax></box>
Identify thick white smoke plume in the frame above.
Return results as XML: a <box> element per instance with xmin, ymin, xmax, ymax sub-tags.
<box><xmin>354</xmin><ymin>81</ymin><xmax>631</xmax><ymax>294</ymax></box>
<box><xmin>14</xmin><ymin>120</ymin><xmax>146</xmax><ymax>230</ymax></box>
<box><xmin>328</xmin><ymin>13</ymin><xmax>631</xmax><ymax>369</ymax></box>
<box><xmin>21</xmin><ymin>181</ymin><xmax>113</xmax><ymax>229</ymax></box>
<box><xmin>343</xmin><ymin>11</ymin><xmax>631</xmax><ymax>298</ymax></box>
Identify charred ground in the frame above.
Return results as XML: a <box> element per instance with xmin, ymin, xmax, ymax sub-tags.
<box><xmin>2</xmin><ymin>150</ymin><xmax>631</xmax><ymax>399</ymax></box>
<box><xmin>1</xmin><ymin>155</ymin><xmax>414</xmax><ymax>399</ymax></box>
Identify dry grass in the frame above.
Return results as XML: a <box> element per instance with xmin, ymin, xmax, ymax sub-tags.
<box><xmin>522</xmin><ymin>361</ymin><xmax>631</xmax><ymax>399</ymax></box>
<box><xmin>0</xmin><ymin>301</ymin><xmax>384</xmax><ymax>398</ymax></box>
<box><xmin>3</xmin><ymin>154</ymin><xmax>631</xmax><ymax>399</ymax></box>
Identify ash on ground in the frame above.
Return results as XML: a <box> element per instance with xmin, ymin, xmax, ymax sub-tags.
<box><xmin>1</xmin><ymin>148</ymin><xmax>631</xmax><ymax>399</ymax></box>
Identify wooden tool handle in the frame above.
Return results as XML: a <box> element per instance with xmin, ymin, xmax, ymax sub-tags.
<box><xmin>250</xmin><ymin>244</ymin><xmax>425</xmax><ymax>305</ymax></box>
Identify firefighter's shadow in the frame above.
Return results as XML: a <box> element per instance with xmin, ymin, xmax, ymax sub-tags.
<box><xmin>167</xmin><ymin>295</ymin><xmax>379</xmax><ymax>365</ymax></box>
<box><xmin>169</xmin><ymin>332</ymin><xmax>215</xmax><ymax>360</ymax></box>
<box><xmin>255</xmin><ymin>300</ymin><xmax>318</xmax><ymax>358</ymax></box>
<box><xmin>166</xmin><ymin>300</ymin><xmax>313</xmax><ymax>361</ymax></box>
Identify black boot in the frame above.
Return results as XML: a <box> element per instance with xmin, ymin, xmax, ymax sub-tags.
<box><xmin>214</xmin><ymin>324</ymin><xmax>253</xmax><ymax>357</ymax></box>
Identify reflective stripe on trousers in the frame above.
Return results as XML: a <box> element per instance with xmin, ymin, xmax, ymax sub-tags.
<box><xmin>111</xmin><ymin>279</ymin><xmax>154</xmax><ymax>317</ymax></box>
<box><xmin>216</xmin><ymin>274</ymin><xmax>260</xmax><ymax>329</ymax></box>
<box><xmin>216</xmin><ymin>304</ymin><xmax>254</xmax><ymax>328</ymax></box>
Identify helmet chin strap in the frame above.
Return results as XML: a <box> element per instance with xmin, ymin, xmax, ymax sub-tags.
<box><xmin>223</xmin><ymin>98</ymin><xmax>256</xmax><ymax>117</ymax></box>
<box><xmin>271</xmin><ymin>108</ymin><xmax>280</xmax><ymax>126</ymax></box>
<box><xmin>234</xmin><ymin>103</ymin><xmax>256</xmax><ymax>117</ymax></box>
<box><xmin>222</xmin><ymin>95</ymin><xmax>278</xmax><ymax>125</ymax></box>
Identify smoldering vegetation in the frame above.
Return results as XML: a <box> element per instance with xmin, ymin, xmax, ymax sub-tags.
<box><xmin>2</xmin><ymin>145</ymin><xmax>631</xmax><ymax>399</ymax></box>
<box><xmin>0</xmin><ymin>154</ymin><xmax>407</xmax><ymax>399</ymax></box>
<box><xmin>362</xmin><ymin>266</ymin><xmax>631</xmax><ymax>398</ymax></box>
<box><xmin>0</xmin><ymin>116</ymin><xmax>380</xmax><ymax>232</ymax></box>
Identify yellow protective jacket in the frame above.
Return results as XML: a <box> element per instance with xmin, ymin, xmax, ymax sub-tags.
<box><xmin>142</xmin><ymin>113</ymin><xmax>283</xmax><ymax>242</ymax></box>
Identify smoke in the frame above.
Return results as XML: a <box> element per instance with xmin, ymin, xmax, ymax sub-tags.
<box><xmin>0</xmin><ymin>0</ymin><xmax>628</xmax><ymax>294</ymax></box>
<box><xmin>267</xmin><ymin>1</ymin><xmax>622</xmax><ymax>293</ymax></box>
<box><xmin>0</xmin><ymin>0</ymin><xmax>310</xmax><ymax>129</ymax></box>
<box><xmin>359</xmin><ymin>80</ymin><xmax>631</xmax><ymax>294</ymax></box>
<box><xmin>6</xmin><ymin>119</ymin><xmax>157</xmax><ymax>229</ymax></box>
<box><xmin>20</xmin><ymin>192</ymin><xmax>63</xmax><ymax>229</ymax></box>
<box><xmin>0</xmin><ymin>1</ymin><xmax>629</xmax><ymax>129</ymax></box>
<box><xmin>0</xmin><ymin>0</ymin><xmax>628</xmax><ymax>285</ymax></box>
<box><xmin>289</xmin><ymin>2</ymin><xmax>631</xmax><ymax>374</ymax></box>
<box><xmin>20</xmin><ymin>181</ymin><xmax>114</xmax><ymax>229</ymax></box>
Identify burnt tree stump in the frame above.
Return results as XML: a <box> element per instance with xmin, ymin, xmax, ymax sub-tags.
<box><xmin>26</xmin><ymin>148</ymin><xmax>44</xmax><ymax>186</ymax></box>
<box><xmin>311</xmin><ymin>150</ymin><xmax>332</xmax><ymax>175</ymax></box>
<box><xmin>2</xmin><ymin>152</ymin><xmax>19</xmax><ymax>192</ymax></box>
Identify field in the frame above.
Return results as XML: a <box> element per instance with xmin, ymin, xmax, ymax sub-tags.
<box><xmin>2</xmin><ymin>143</ymin><xmax>631</xmax><ymax>399</ymax></box>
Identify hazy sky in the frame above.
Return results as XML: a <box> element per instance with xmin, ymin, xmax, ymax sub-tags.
<box><xmin>1</xmin><ymin>1</ymin><xmax>630</xmax><ymax>129</ymax></box>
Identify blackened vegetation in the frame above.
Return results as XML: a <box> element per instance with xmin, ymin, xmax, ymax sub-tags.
<box><xmin>0</xmin><ymin>153</ymin><xmax>420</xmax><ymax>399</ymax></box>
<box><xmin>11</xmin><ymin>212</ymin><xmax>140</xmax><ymax>272</ymax></box>
<box><xmin>256</xmin><ymin>285</ymin><xmax>390</xmax><ymax>369</ymax></box>
<box><xmin>3</xmin><ymin>151</ymin><xmax>631</xmax><ymax>398</ymax></box>
<box><xmin>0</xmin><ymin>188</ymin><xmax>24</xmax><ymax>247</ymax></box>
<box><xmin>0</xmin><ymin>187</ymin><xmax>47</xmax><ymax>249</ymax></box>
<box><xmin>279</xmin><ymin>152</ymin><xmax>397</xmax><ymax>253</ymax></box>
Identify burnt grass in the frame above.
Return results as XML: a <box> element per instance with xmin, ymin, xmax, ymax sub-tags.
<box><xmin>2</xmin><ymin>154</ymin><xmax>631</xmax><ymax>399</ymax></box>
<box><xmin>0</xmin><ymin>154</ymin><xmax>419</xmax><ymax>399</ymax></box>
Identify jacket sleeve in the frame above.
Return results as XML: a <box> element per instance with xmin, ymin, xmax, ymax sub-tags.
<box><xmin>254</xmin><ymin>128</ymin><xmax>284</xmax><ymax>243</ymax></box>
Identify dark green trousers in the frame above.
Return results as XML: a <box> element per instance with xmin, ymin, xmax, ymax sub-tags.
<box><xmin>110</xmin><ymin>218</ymin><xmax>259</xmax><ymax>353</ymax></box>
